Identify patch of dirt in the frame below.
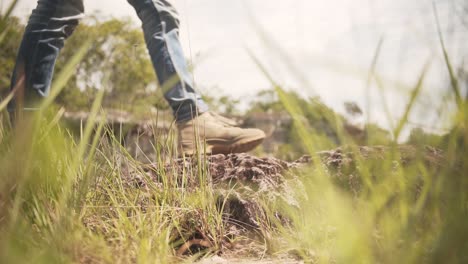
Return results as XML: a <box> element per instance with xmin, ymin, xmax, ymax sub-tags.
<box><xmin>126</xmin><ymin>153</ymin><xmax>309</xmax><ymax>230</ymax></box>
<box><xmin>120</xmin><ymin>145</ymin><xmax>444</xmax><ymax>259</ymax></box>
<box><xmin>195</xmin><ymin>255</ymin><xmax>303</xmax><ymax>264</ymax></box>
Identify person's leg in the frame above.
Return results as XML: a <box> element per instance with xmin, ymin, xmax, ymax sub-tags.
<box><xmin>127</xmin><ymin>0</ymin><xmax>208</xmax><ymax>122</ymax></box>
<box><xmin>7</xmin><ymin>0</ymin><xmax>84</xmax><ymax>116</ymax></box>
<box><xmin>128</xmin><ymin>0</ymin><xmax>265</xmax><ymax>155</ymax></box>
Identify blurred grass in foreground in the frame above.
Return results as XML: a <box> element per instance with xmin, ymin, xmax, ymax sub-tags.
<box><xmin>257</xmin><ymin>81</ymin><xmax>467</xmax><ymax>263</ymax></box>
<box><xmin>246</xmin><ymin>6</ymin><xmax>468</xmax><ymax>262</ymax></box>
<box><xmin>1</xmin><ymin>1</ymin><xmax>467</xmax><ymax>263</ymax></box>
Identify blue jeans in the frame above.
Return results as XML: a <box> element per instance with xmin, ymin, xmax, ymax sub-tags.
<box><xmin>8</xmin><ymin>0</ymin><xmax>209</xmax><ymax>122</ymax></box>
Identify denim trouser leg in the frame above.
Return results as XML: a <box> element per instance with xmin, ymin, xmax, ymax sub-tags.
<box><xmin>127</xmin><ymin>0</ymin><xmax>208</xmax><ymax>122</ymax></box>
<box><xmin>9</xmin><ymin>0</ymin><xmax>207</xmax><ymax>122</ymax></box>
<box><xmin>7</xmin><ymin>0</ymin><xmax>84</xmax><ymax>113</ymax></box>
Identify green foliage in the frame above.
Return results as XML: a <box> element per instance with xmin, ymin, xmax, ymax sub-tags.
<box><xmin>246</xmin><ymin>89</ymin><xmax>286</xmax><ymax>113</ymax></box>
<box><xmin>55</xmin><ymin>17</ymin><xmax>168</xmax><ymax>113</ymax></box>
<box><xmin>0</xmin><ymin>16</ymin><xmax>23</xmax><ymax>96</ymax></box>
<box><xmin>407</xmin><ymin>127</ymin><xmax>444</xmax><ymax>146</ymax></box>
<box><xmin>246</xmin><ymin>89</ymin><xmax>391</xmax><ymax>158</ymax></box>
<box><xmin>202</xmin><ymin>93</ymin><xmax>240</xmax><ymax>115</ymax></box>
<box><xmin>0</xmin><ymin>15</ymin><xmax>168</xmax><ymax>113</ymax></box>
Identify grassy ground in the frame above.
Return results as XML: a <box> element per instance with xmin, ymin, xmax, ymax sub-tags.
<box><xmin>0</xmin><ymin>83</ymin><xmax>466</xmax><ymax>264</ymax></box>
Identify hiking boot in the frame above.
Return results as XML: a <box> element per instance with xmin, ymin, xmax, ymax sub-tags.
<box><xmin>208</xmin><ymin>111</ymin><xmax>240</xmax><ymax>126</ymax></box>
<box><xmin>178</xmin><ymin>112</ymin><xmax>266</xmax><ymax>155</ymax></box>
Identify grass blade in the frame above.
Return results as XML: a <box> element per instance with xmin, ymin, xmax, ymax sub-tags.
<box><xmin>393</xmin><ymin>62</ymin><xmax>430</xmax><ymax>142</ymax></box>
<box><xmin>433</xmin><ymin>2</ymin><xmax>463</xmax><ymax>108</ymax></box>
<box><xmin>365</xmin><ymin>36</ymin><xmax>384</xmax><ymax>131</ymax></box>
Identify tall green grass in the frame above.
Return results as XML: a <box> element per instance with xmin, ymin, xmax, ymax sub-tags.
<box><xmin>246</xmin><ymin>7</ymin><xmax>467</xmax><ymax>263</ymax></box>
<box><xmin>0</xmin><ymin>3</ymin><xmax>226</xmax><ymax>263</ymax></box>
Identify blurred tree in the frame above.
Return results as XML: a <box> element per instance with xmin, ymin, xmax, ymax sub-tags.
<box><xmin>245</xmin><ymin>89</ymin><xmax>391</xmax><ymax>158</ymax></box>
<box><xmin>407</xmin><ymin>127</ymin><xmax>444</xmax><ymax>146</ymax></box>
<box><xmin>0</xmin><ymin>16</ymin><xmax>23</xmax><ymax>97</ymax></box>
<box><xmin>365</xmin><ymin>123</ymin><xmax>392</xmax><ymax>145</ymax></box>
<box><xmin>246</xmin><ymin>89</ymin><xmax>284</xmax><ymax>113</ymax></box>
<box><xmin>0</xmin><ymin>16</ymin><xmax>169</xmax><ymax>113</ymax></box>
<box><xmin>344</xmin><ymin>101</ymin><xmax>363</xmax><ymax>117</ymax></box>
<box><xmin>202</xmin><ymin>91</ymin><xmax>240</xmax><ymax>115</ymax></box>
<box><xmin>55</xmin><ymin>18</ymin><xmax>169</xmax><ymax>113</ymax></box>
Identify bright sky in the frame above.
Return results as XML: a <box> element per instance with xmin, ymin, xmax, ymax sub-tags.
<box><xmin>4</xmin><ymin>0</ymin><xmax>468</xmax><ymax>137</ymax></box>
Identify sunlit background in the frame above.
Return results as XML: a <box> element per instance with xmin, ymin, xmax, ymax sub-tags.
<box><xmin>4</xmin><ymin>0</ymin><xmax>468</xmax><ymax>137</ymax></box>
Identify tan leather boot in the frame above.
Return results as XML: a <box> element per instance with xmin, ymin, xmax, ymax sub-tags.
<box><xmin>177</xmin><ymin>112</ymin><xmax>265</xmax><ymax>155</ymax></box>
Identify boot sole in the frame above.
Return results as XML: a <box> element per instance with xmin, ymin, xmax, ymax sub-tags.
<box><xmin>211</xmin><ymin>136</ymin><xmax>265</xmax><ymax>155</ymax></box>
<box><xmin>181</xmin><ymin>135</ymin><xmax>265</xmax><ymax>156</ymax></box>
